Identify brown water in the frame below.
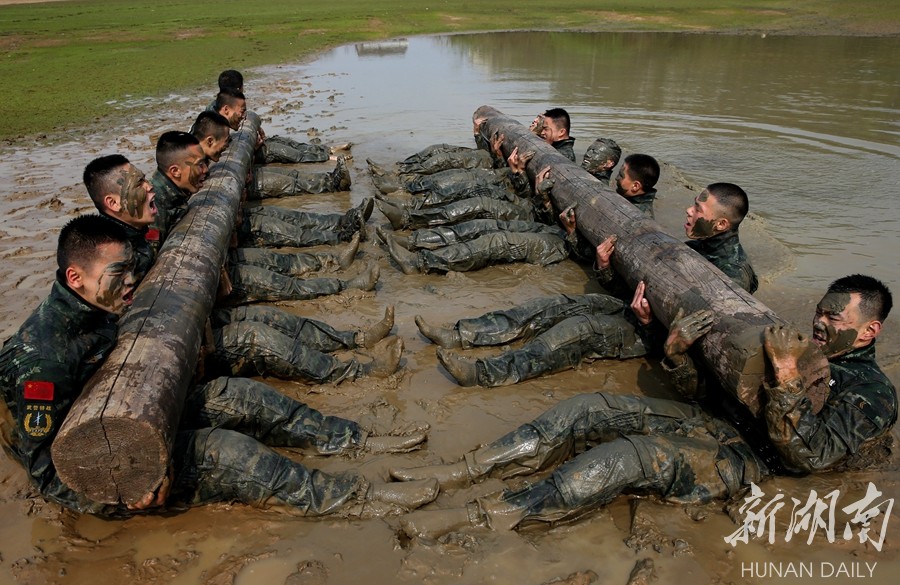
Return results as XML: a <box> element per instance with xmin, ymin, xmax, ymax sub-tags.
<box><xmin>0</xmin><ymin>32</ymin><xmax>898</xmax><ymax>585</ymax></box>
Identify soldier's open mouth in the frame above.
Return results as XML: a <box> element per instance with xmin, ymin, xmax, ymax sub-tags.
<box><xmin>123</xmin><ymin>289</ymin><xmax>134</xmax><ymax>305</ymax></box>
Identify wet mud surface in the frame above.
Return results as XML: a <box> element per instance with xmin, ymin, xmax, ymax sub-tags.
<box><xmin>1</xmin><ymin>66</ymin><xmax>898</xmax><ymax>585</ymax></box>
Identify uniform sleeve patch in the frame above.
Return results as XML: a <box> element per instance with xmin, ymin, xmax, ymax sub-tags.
<box><xmin>23</xmin><ymin>380</ymin><xmax>54</xmax><ymax>401</ymax></box>
<box><xmin>145</xmin><ymin>228</ymin><xmax>160</xmax><ymax>242</ymax></box>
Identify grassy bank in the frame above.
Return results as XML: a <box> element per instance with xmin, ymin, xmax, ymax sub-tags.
<box><xmin>2</xmin><ymin>0</ymin><xmax>897</xmax><ymax>139</ymax></box>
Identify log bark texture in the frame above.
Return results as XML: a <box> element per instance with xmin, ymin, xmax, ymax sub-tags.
<box><xmin>474</xmin><ymin>105</ymin><xmax>829</xmax><ymax>415</ymax></box>
<box><xmin>51</xmin><ymin>113</ymin><xmax>261</xmax><ymax>504</ymax></box>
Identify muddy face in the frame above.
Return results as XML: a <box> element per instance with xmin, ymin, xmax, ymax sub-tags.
<box><xmin>615</xmin><ymin>164</ymin><xmax>639</xmax><ymax>197</ymax></box>
<box><xmin>77</xmin><ymin>241</ymin><xmax>136</xmax><ymax>315</ymax></box>
<box><xmin>204</xmin><ymin>133</ymin><xmax>231</xmax><ymax>162</ymax></box>
<box><xmin>176</xmin><ymin>145</ymin><xmax>209</xmax><ymax>194</ymax></box>
<box><xmin>117</xmin><ymin>165</ymin><xmax>157</xmax><ymax>225</ymax></box>
<box><xmin>684</xmin><ymin>190</ymin><xmax>721</xmax><ymax>239</ymax></box>
<box><xmin>539</xmin><ymin>117</ymin><xmax>564</xmax><ymax>145</ymax></box>
<box><xmin>223</xmin><ymin>99</ymin><xmax>247</xmax><ymax>130</ymax></box>
<box><xmin>812</xmin><ymin>291</ymin><xmax>865</xmax><ymax>357</ymax></box>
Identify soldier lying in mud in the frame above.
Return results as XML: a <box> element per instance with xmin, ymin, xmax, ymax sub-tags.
<box><xmin>391</xmin><ymin>275</ymin><xmax>896</xmax><ymax>538</ymax></box>
<box><xmin>0</xmin><ymin>216</ymin><xmax>437</xmax><ymax>517</ymax></box>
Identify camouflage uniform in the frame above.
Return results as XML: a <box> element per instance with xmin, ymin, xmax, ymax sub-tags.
<box><xmin>257</xmin><ymin>136</ymin><xmax>330</xmax><ymax>164</ymax></box>
<box><xmin>400</xmin><ymin>196</ymin><xmax>534</xmax><ymax>230</ymax></box>
<box><xmin>408</xmin><ymin>219</ymin><xmax>564</xmax><ymax>250</ymax></box>
<box><xmin>685</xmin><ymin>229</ymin><xmax>758</xmax><ymax>294</ymax></box>
<box><xmin>207</xmin><ymin>306</ymin><xmax>363</xmax><ymax>383</ymax></box>
<box><xmin>226</xmin><ymin>263</ymin><xmax>347</xmax><ymax>304</ymax></box>
<box><xmin>463</xmin><ymin>341</ymin><xmax>896</xmax><ymax>526</ymax></box>
<box><xmin>229</xmin><ymin>248</ymin><xmax>340</xmax><ymax>278</ymax></box>
<box><xmin>170</xmin><ymin>376</ymin><xmax>369</xmax><ymax>514</ymax></box>
<box><xmin>148</xmin><ymin>169</ymin><xmax>189</xmax><ymax>256</ymax></box>
<box><xmin>397</xmin><ymin>143</ymin><xmax>493</xmax><ymax>175</ymax></box>
<box><xmin>550</xmin><ymin>137</ymin><xmax>576</xmax><ymax>163</ymax></box>
<box><xmin>412</xmin><ymin>231</ymin><xmax>570</xmax><ymax>274</ymax></box>
<box><xmin>0</xmin><ymin>279</ymin><xmax>120</xmax><ymax>514</ymax></box>
<box><xmin>627</xmin><ymin>188</ymin><xmax>658</xmax><ymax>219</ymax></box>
<box><xmin>452</xmin><ymin>297</ymin><xmax>653</xmax><ymax>387</ymax></box>
<box><xmin>237</xmin><ymin>205</ymin><xmax>353</xmax><ymax>248</ymax></box>
<box><xmin>0</xmin><ymin>282</ymin><xmax>370</xmax><ymax>515</ymax></box>
<box><xmin>249</xmin><ymin>165</ymin><xmax>339</xmax><ymax>200</ymax></box>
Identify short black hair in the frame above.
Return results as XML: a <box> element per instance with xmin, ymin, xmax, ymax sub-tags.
<box><xmin>828</xmin><ymin>274</ymin><xmax>893</xmax><ymax>322</ymax></box>
<box><xmin>83</xmin><ymin>154</ymin><xmax>130</xmax><ymax>205</ymax></box>
<box><xmin>156</xmin><ymin>131</ymin><xmax>200</xmax><ymax>172</ymax></box>
<box><xmin>543</xmin><ymin>108</ymin><xmax>570</xmax><ymax>134</ymax></box>
<box><xmin>218</xmin><ymin>69</ymin><xmax>243</xmax><ymax>92</ymax></box>
<box><xmin>190</xmin><ymin>111</ymin><xmax>231</xmax><ymax>141</ymax></box>
<box><xmin>624</xmin><ymin>154</ymin><xmax>660</xmax><ymax>190</ymax></box>
<box><xmin>57</xmin><ymin>214</ymin><xmax>128</xmax><ymax>272</ymax></box>
<box><xmin>214</xmin><ymin>88</ymin><xmax>246</xmax><ymax>113</ymax></box>
<box><xmin>707</xmin><ymin>182</ymin><xmax>749</xmax><ymax>226</ymax></box>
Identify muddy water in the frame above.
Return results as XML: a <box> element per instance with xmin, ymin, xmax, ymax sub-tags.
<box><xmin>0</xmin><ymin>32</ymin><xmax>898</xmax><ymax>585</ymax></box>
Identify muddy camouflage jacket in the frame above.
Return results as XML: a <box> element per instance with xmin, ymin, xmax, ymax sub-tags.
<box><xmin>666</xmin><ymin>342</ymin><xmax>896</xmax><ymax>475</ymax></box>
<box><xmin>551</xmin><ymin>137</ymin><xmax>576</xmax><ymax>163</ymax></box>
<box><xmin>0</xmin><ymin>279</ymin><xmax>118</xmax><ymax>500</ymax></box>
<box><xmin>627</xmin><ymin>188</ymin><xmax>658</xmax><ymax>220</ymax></box>
<box><xmin>149</xmin><ymin>169</ymin><xmax>190</xmax><ymax>256</ymax></box>
<box><xmin>685</xmin><ymin>229</ymin><xmax>758</xmax><ymax>294</ymax></box>
<box><xmin>764</xmin><ymin>343</ymin><xmax>897</xmax><ymax>473</ymax></box>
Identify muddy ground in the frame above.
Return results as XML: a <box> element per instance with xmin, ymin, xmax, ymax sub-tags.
<box><xmin>0</xmin><ymin>66</ymin><xmax>898</xmax><ymax>585</ymax></box>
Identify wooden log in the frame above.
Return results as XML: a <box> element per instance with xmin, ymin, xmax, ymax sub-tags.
<box><xmin>474</xmin><ymin>105</ymin><xmax>829</xmax><ymax>416</ymax></box>
<box><xmin>51</xmin><ymin>113</ymin><xmax>262</xmax><ymax>505</ymax></box>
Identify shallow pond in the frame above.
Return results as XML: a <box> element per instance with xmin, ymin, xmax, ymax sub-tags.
<box><xmin>0</xmin><ymin>31</ymin><xmax>898</xmax><ymax>585</ymax></box>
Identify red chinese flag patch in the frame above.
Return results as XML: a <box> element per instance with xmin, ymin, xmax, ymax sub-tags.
<box><xmin>24</xmin><ymin>380</ymin><xmax>54</xmax><ymax>401</ymax></box>
<box><xmin>145</xmin><ymin>228</ymin><xmax>160</xmax><ymax>242</ymax></box>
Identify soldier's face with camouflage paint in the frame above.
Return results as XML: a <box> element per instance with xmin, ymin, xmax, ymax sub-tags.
<box><xmin>173</xmin><ymin>145</ymin><xmax>209</xmax><ymax>195</ymax></box>
<box><xmin>615</xmin><ymin>163</ymin><xmax>641</xmax><ymax>197</ymax></box>
<box><xmin>540</xmin><ymin>117</ymin><xmax>566</xmax><ymax>145</ymax></box>
<box><xmin>74</xmin><ymin>241</ymin><xmax>136</xmax><ymax>315</ymax></box>
<box><xmin>812</xmin><ymin>292</ymin><xmax>872</xmax><ymax>358</ymax></box>
<box><xmin>202</xmin><ymin>132</ymin><xmax>231</xmax><ymax>163</ymax></box>
<box><xmin>222</xmin><ymin>98</ymin><xmax>247</xmax><ymax>131</ymax></box>
<box><xmin>114</xmin><ymin>164</ymin><xmax>157</xmax><ymax>227</ymax></box>
<box><xmin>684</xmin><ymin>190</ymin><xmax>727</xmax><ymax>240</ymax></box>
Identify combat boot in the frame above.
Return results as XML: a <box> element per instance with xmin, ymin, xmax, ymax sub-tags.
<box><xmin>342</xmin><ymin>263</ymin><xmax>379</xmax><ymax>292</ymax></box>
<box><xmin>363</xmin><ymin>426</ymin><xmax>428</xmax><ymax>454</ymax></box>
<box><xmin>414</xmin><ymin>315</ymin><xmax>462</xmax><ymax>348</ymax></box>
<box><xmin>361</xmin><ymin>336</ymin><xmax>403</xmax><ymax>377</ymax></box>
<box><xmin>367</xmin><ymin>158</ymin><xmax>402</xmax><ymax>194</ymax></box>
<box><xmin>334</xmin><ymin>232</ymin><xmax>361</xmax><ymax>270</ymax></box>
<box><xmin>375</xmin><ymin>200</ymin><xmax>409</xmax><ymax>230</ymax></box>
<box><xmin>436</xmin><ymin>348</ymin><xmax>479</xmax><ymax>386</ymax></box>
<box><xmin>355</xmin><ymin>305</ymin><xmax>395</xmax><ymax>349</ymax></box>
<box><xmin>367</xmin><ymin>478</ymin><xmax>439</xmax><ymax>510</ymax></box>
<box><xmin>383</xmin><ymin>233</ymin><xmax>423</xmax><ymax>275</ymax></box>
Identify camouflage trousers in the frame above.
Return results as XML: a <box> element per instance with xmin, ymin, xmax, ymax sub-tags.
<box><xmin>406</xmin><ymin>196</ymin><xmax>534</xmax><ymax>230</ymax></box>
<box><xmin>397</xmin><ymin>143</ymin><xmax>493</xmax><ymax>175</ymax></box>
<box><xmin>229</xmin><ymin>247</ymin><xmax>341</xmax><ymax>278</ymax></box>
<box><xmin>419</xmin><ymin>231</ymin><xmax>568</xmax><ymax>273</ymax></box>
<box><xmin>237</xmin><ymin>206</ymin><xmax>346</xmax><ymax>248</ymax></box>
<box><xmin>404</xmin><ymin>167</ymin><xmax>510</xmax><ymax>199</ymax></box>
<box><xmin>258</xmin><ymin>135</ymin><xmax>330</xmax><ymax>164</ymax></box>
<box><xmin>210</xmin><ymin>307</ymin><xmax>361</xmax><ymax>383</ymax></box>
<box><xmin>171</xmin><ymin>377</ymin><xmax>366</xmax><ymax>514</ymax></box>
<box><xmin>250</xmin><ymin>166</ymin><xmax>336</xmax><ymax>200</ymax></box>
<box><xmin>41</xmin><ymin>377</ymin><xmax>367</xmax><ymax>515</ymax></box>
<box><xmin>465</xmin><ymin>393</ymin><xmax>767</xmax><ymax>525</ymax></box>
<box><xmin>471</xmin><ymin>312</ymin><xmax>649</xmax><ymax>387</ymax></box>
<box><xmin>227</xmin><ymin>264</ymin><xmax>344</xmax><ymax>304</ymax></box>
<box><xmin>409</xmin><ymin>219</ymin><xmax>564</xmax><ymax>250</ymax></box>
<box><xmin>450</xmin><ymin>293</ymin><xmax>626</xmax><ymax>348</ymax></box>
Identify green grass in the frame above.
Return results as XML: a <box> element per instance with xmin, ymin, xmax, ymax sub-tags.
<box><xmin>2</xmin><ymin>0</ymin><xmax>897</xmax><ymax>139</ymax></box>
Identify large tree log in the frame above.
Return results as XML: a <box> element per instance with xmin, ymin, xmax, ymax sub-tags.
<box><xmin>474</xmin><ymin>105</ymin><xmax>829</xmax><ymax>416</ymax></box>
<box><xmin>51</xmin><ymin>113</ymin><xmax>261</xmax><ymax>505</ymax></box>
